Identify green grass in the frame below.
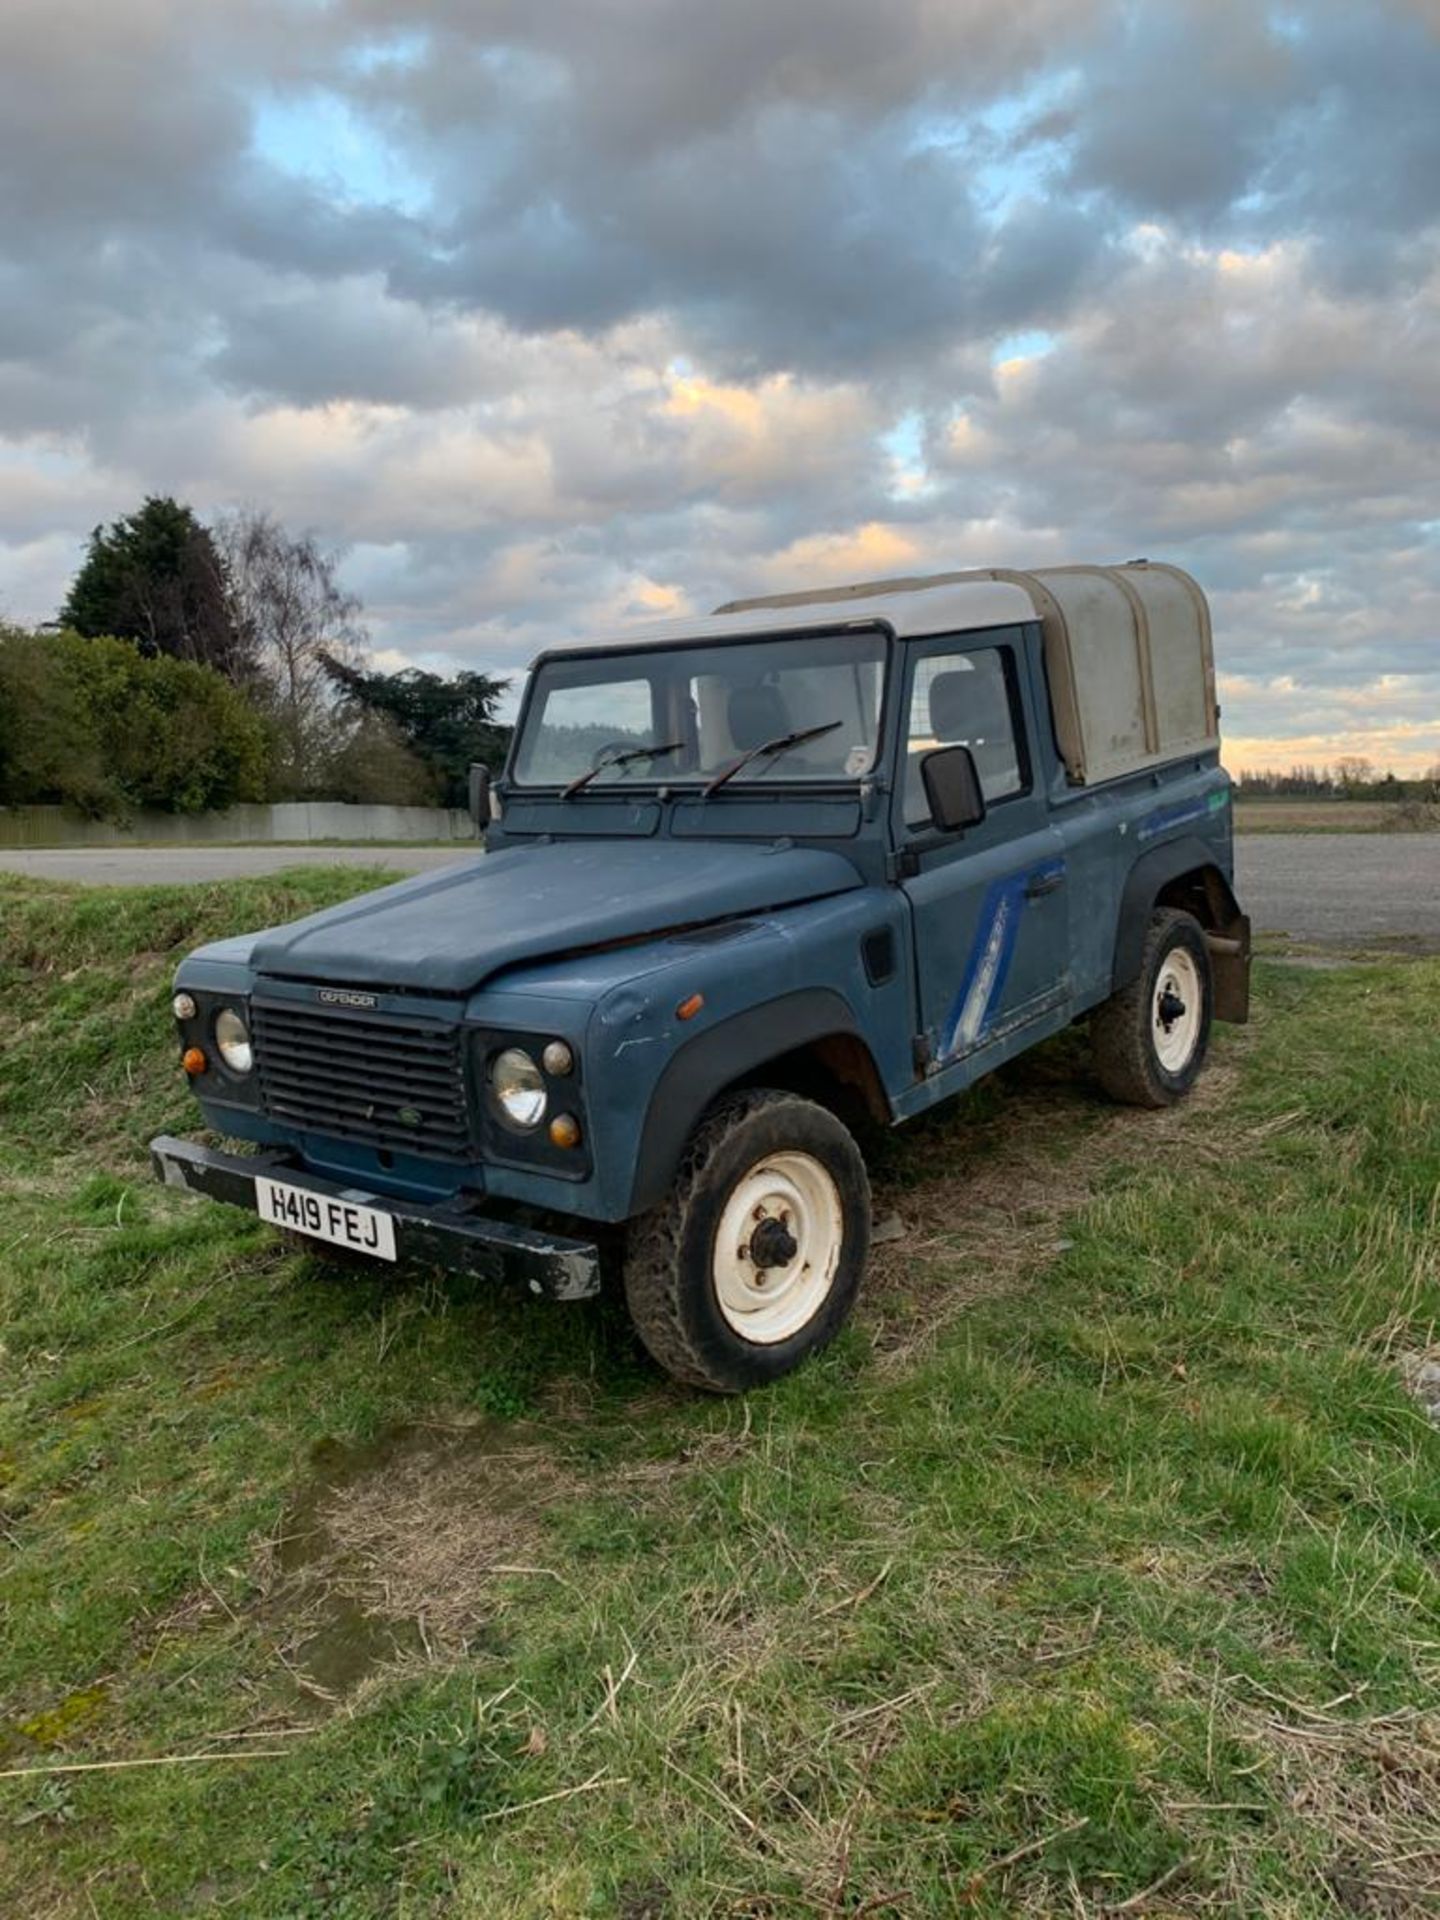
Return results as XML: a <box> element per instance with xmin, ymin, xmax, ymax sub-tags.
<box><xmin>2</xmin><ymin>874</ymin><xmax>1438</xmax><ymax>1916</ymax></box>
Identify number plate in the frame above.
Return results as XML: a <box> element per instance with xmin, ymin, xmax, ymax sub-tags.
<box><xmin>255</xmin><ymin>1175</ymin><xmax>397</xmax><ymax>1261</ymax></box>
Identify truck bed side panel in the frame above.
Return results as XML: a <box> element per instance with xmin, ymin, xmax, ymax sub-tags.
<box><xmin>1050</xmin><ymin>759</ymin><xmax>1235</xmax><ymax>1016</ymax></box>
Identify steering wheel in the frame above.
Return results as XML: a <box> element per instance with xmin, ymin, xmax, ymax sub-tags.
<box><xmin>590</xmin><ymin>740</ymin><xmax>639</xmax><ymax>769</ymax></box>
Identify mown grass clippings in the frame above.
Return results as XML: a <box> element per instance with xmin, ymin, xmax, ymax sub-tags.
<box><xmin>1</xmin><ymin>874</ymin><xmax>1439</xmax><ymax>1915</ymax></box>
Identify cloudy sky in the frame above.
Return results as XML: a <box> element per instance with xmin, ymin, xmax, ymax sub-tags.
<box><xmin>2</xmin><ymin>0</ymin><xmax>1438</xmax><ymax>772</ymax></box>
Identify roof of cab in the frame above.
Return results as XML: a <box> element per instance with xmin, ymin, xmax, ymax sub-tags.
<box><xmin>530</xmin><ymin>576</ymin><xmax>1035</xmax><ymax>663</ymax></box>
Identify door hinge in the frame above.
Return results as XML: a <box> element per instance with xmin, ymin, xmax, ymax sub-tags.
<box><xmin>886</xmin><ymin>847</ymin><xmax>920</xmax><ymax>882</ymax></box>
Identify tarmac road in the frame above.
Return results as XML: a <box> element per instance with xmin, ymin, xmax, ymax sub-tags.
<box><xmin>1233</xmin><ymin>833</ymin><xmax>1440</xmax><ymax>953</ymax></box>
<box><xmin>3</xmin><ymin>833</ymin><xmax>1439</xmax><ymax>954</ymax></box>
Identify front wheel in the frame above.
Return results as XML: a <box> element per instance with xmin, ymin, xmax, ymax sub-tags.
<box><xmin>622</xmin><ymin>1089</ymin><xmax>872</xmax><ymax>1392</ymax></box>
<box><xmin>1091</xmin><ymin>907</ymin><xmax>1213</xmax><ymax>1108</ymax></box>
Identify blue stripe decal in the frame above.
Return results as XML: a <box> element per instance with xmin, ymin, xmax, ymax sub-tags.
<box><xmin>1138</xmin><ymin>798</ymin><xmax>1210</xmax><ymax>842</ymax></box>
<box><xmin>939</xmin><ymin>857</ymin><xmax>1065</xmax><ymax>1063</ymax></box>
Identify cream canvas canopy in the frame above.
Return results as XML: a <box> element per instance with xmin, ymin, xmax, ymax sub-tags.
<box><xmin>720</xmin><ymin>561</ymin><xmax>1220</xmax><ymax>787</ymax></box>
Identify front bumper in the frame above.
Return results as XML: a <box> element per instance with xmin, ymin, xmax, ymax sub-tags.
<box><xmin>150</xmin><ymin>1135</ymin><xmax>601</xmax><ymax>1301</ymax></box>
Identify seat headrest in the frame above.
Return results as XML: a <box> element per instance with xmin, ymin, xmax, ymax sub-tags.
<box><xmin>927</xmin><ymin>670</ymin><xmax>974</xmax><ymax>740</ymax></box>
<box><xmin>728</xmin><ymin>682</ymin><xmax>790</xmax><ymax>751</ymax></box>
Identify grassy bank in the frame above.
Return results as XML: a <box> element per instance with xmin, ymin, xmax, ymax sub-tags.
<box><xmin>1</xmin><ymin>874</ymin><xmax>1438</xmax><ymax>1917</ymax></box>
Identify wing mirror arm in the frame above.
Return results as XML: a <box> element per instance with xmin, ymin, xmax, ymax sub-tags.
<box><xmin>468</xmin><ymin>762</ymin><xmax>492</xmax><ymax>839</ymax></box>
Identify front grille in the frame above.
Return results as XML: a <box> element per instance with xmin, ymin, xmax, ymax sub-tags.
<box><xmin>252</xmin><ymin>1000</ymin><xmax>473</xmax><ymax>1162</ymax></box>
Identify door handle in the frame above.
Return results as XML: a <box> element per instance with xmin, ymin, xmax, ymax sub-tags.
<box><xmin>1025</xmin><ymin>869</ymin><xmax>1065</xmax><ymax>899</ymax></box>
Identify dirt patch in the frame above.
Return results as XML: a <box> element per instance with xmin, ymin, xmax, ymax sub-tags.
<box><xmin>252</xmin><ymin>1407</ymin><xmax>767</xmax><ymax>1702</ymax></box>
<box><xmin>319</xmin><ymin>1425</ymin><xmax>580</xmax><ymax>1648</ymax></box>
<box><xmin>248</xmin><ymin>1420</ymin><xmax>578</xmax><ymax>1699</ymax></box>
<box><xmin>862</xmin><ymin>1032</ymin><xmax>1244</xmax><ymax>1369</ymax></box>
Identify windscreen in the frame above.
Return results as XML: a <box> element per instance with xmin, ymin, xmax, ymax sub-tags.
<box><xmin>512</xmin><ymin>630</ymin><xmax>887</xmax><ymax>789</ymax></box>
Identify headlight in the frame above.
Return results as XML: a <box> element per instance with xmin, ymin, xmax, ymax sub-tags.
<box><xmin>491</xmin><ymin>1048</ymin><xmax>546</xmax><ymax>1129</ymax></box>
<box><xmin>214</xmin><ymin>1007</ymin><xmax>253</xmax><ymax>1074</ymax></box>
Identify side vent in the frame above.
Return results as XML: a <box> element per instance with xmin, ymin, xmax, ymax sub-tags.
<box><xmin>861</xmin><ymin>927</ymin><xmax>896</xmax><ymax>986</ymax></box>
<box><xmin>669</xmin><ymin>920</ymin><xmax>757</xmax><ymax>946</ymax></box>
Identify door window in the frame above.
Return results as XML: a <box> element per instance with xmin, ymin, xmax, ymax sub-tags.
<box><xmin>905</xmin><ymin>647</ymin><xmax>1027</xmax><ymax>825</ymax></box>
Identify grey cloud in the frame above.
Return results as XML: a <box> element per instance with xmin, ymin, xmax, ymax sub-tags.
<box><xmin>322</xmin><ymin>0</ymin><xmax>1117</xmax><ymax>368</ymax></box>
<box><xmin>0</xmin><ymin>4</ymin><xmax>245</xmax><ymax>241</ymax></box>
<box><xmin>347</xmin><ymin>0</ymin><xmax>1104</xmax><ymax>152</ymax></box>
<box><xmin>1055</xmin><ymin>0</ymin><xmax>1440</xmax><ymax>282</ymax></box>
<box><xmin>1258</xmin><ymin>7</ymin><xmax>1440</xmax><ymax>269</ymax></box>
<box><xmin>208</xmin><ymin>278</ymin><xmax>506</xmax><ymax>410</ymax></box>
<box><xmin>1062</xmin><ymin>1</ymin><xmax>1289</xmax><ymax>219</ymax></box>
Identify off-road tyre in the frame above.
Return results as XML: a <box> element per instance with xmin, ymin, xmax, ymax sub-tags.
<box><xmin>1091</xmin><ymin>907</ymin><xmax>1213</xmax><ymax>1108</ymax></box>
<box><xmin>622</xmin><ymin>1088</ymin><xmax>872</xmax><ymax>1393</ymax></box>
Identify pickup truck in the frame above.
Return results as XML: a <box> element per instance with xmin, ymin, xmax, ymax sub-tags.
<box><xmin>153</xmin><ymin>561</ymin><xmax>1250</xmax><ymax>1392</ymax></box>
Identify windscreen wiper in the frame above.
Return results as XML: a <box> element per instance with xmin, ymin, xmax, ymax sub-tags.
<box><xmin>562</xmin><ymin>740</ymin><xmax>684</xmax><ymax>798</ymax></box>
<box><xmin>701</xmin><ymin>720</ymin><xmax>843</xmax><ymax>797</ymax></box>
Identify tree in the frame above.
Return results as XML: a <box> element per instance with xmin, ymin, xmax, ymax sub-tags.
<box><xmin>1334</xmin><ymin>755</ymin><xmax>1375</xmax><ymax>795</ymax></box>
<box><xmin>60</xmin><ymin>497</ymin><xmax>249</xmax><ymax>680</ymax></box>
<box><xmin>322</xmin><ymin>660</ymin><xmax>511</xmax><ymax>807</ymax></box>
<box><xmin>0</xmin><ymin>624</ymin><xmax>108</xmax><ymax>811</ymax></box>
<box><xmin>213</xmin><ymin>509</ymin><xmax>367</xmax><ymax>798</ymax></box>
<box><xmin>323</xmin><ymin>711</ymin><xmax>441</xmax><ymax>806</ymax></box>
<box><xmin>0</xmin><ymin>626</ymin><xmax>271</xmax><ymax>817</ymax></box>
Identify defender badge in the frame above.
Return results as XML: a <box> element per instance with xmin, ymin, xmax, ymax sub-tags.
<box><xmin>316</xmin><ymin>988</ymin><xmax>379</xmax><ymax>1009</ymax></box>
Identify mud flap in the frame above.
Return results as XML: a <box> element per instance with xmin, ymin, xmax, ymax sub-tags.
<box><xmin>1206</xmin><ymin>912</ymin><xmax>1251</xmax><ymax>1024</ymax></box>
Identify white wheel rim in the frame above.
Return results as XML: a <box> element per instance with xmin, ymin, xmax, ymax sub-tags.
<box><xmin>1153</xmin><ymin>948</ymin><xmax>1202</xmax><ymax>1073</ymax></box>
<box><xmin>712</xmin><ymin>1150</ymin><xmax>845</xmax><ymax>1346</ymax></box>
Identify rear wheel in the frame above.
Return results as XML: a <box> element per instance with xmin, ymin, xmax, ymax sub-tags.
<box><xmin>1092</xmin><ymin>907</ymin><xmax>1213</xmax><ymax>1108</ymax></box>
<box><xmin>623</xmin><ymin>1089</ymin><xmax>871</xmax><ymax>1393</ymax></box>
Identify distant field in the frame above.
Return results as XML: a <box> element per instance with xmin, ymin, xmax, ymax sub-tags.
<box><xmin>1233</xmin><ymin>798</ymin><xmax>1440</xmax><ymax>834</ymax></box>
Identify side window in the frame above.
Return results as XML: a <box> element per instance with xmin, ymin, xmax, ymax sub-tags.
<box><xmin>905</xmin><ymin>647</ymin><xmax>1027</xmax><ymax>826</ymax></box>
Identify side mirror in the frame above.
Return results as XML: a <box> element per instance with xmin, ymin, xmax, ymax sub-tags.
<box><xmin>467</xmin><ymin>762</ymin><xmax>492</xmax><ymax>835</ymax></box>
<box><xmin>920</xmin><ymin>745</ymin><xmax>986</xmax><ymax>833</ymax></box>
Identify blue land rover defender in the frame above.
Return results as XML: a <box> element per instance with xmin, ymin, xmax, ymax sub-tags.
<box><xmin>154</xmin><ymin>562</ymin><xmax>1250</xmax><ymax>1392</ymax></box>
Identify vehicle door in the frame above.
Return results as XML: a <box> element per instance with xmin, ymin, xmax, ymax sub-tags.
<box><xmin>893</xmin><ymin>632</ymin><xmax>1070</xmax><ymax>1069</ymax></box>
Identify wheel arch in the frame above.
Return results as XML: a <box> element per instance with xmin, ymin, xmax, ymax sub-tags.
<box><xmin>1112</xmin><ymin>836</ymin><xmax>1251</xmax><ymax>1022</ymax></box>
<box><xmin>628</xmin><ymin>990</ymin><xmax>890</xmax><ymax>1215</ymax></box>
